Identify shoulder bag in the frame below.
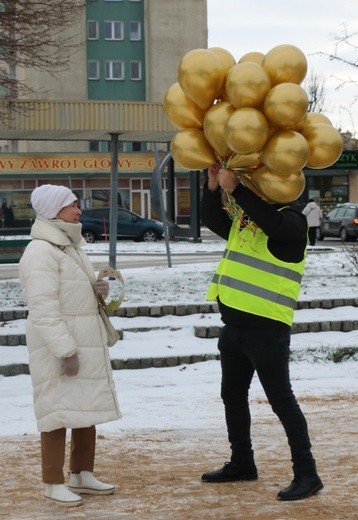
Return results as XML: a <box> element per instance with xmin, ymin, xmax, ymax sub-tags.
<box><xmin>95</xmin><ymin>266</ymin><xmax>124</xmax><ymax>347</ymax></box>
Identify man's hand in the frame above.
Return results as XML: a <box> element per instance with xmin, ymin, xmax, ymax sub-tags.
<box><xmin>207</xmin><ymin>163</ymin><xmax>221</xmax><ymax>192</ymax></box>
<box><xmin>60</xmin><ymin>353</ymin><xmax>79</xmax><ymax>376</ymax></box>
<box><xmin>93</xmin><ymin>280</ymin><xmax>109</xmax><ymax>299</ymax></box>
<box><xmin>218</xmin><ymin>168</ymin><xmax>240</xmax><ymax>193</ymax></box>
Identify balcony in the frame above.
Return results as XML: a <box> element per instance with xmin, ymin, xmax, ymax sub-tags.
<box><xmin>0</xmin><ymin>99</ymin><xmax>177</xmax><ymax>142</ymax></box>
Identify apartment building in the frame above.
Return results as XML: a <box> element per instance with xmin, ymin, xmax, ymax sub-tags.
<box><xmin>0</xmin><ymin>0</ymin><xmax>208</xmax><ymax>224</ymax></box>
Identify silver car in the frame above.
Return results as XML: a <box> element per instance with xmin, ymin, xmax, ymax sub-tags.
<box><xmin>317</xmin><ymin>203</ymin><xmax>358</xmax><ymax>242</ymax></box>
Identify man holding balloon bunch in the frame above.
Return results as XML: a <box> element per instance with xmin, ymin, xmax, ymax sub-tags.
<box><xmin>200</xmin><ymin>164</ymin><xmax>323</xmax><ymax>501</ymax></box>
<box><xmin>163</xmin><ymin>42</ymin><xmax>345</xmax><ymax>502</ymax></box>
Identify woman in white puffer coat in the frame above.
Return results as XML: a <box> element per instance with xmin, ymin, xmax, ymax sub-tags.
<box><xmin>19</xmin><ymin>184</ymin><xmax>121</xmax><ymax>508</ymax></box>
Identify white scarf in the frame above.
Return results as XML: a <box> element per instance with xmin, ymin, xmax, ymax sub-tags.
<box><xmin>37</xmin><ymin>215</ymin><xmax>83</xmax><ymax>247</ymax></box>
<box><xmin>34</xmin><ymin>215</ymin><xmax>94</xmax><ymax>280</ymax></box>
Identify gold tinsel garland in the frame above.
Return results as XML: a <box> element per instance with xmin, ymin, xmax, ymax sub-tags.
<box><xmin>221</xmin><ymin>190</ymin><xmax>259</xmax><ymax>244</ymax></box>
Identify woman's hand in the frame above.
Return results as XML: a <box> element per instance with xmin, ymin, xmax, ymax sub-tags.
<box><xmin>218</xmin><ymin>168</ymin><xmax>239</xmax><ymax>193</ymax></box>
<box><xmin>93</xmin><ymin>280</ymin><xmax>109</xmax><ymax>299</ymax></box>
<box><xmin>60</xmin><ymin>353</ymin><xmax>79</xmax><ymax>376</ymax></box>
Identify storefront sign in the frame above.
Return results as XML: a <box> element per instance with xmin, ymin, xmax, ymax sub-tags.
<box><xmin>0</xmin><ymin>153</ymin><xmax>157</xmax><ymax>173</ymax></box>
<box><xmin>326</xmin><ymin>151</ymin><xmax>358</xmax><ymax>169</ymax></box>
<box><xmin>1</xmin><ymin>151</ymin><xmax>356</xmax><ymax>175</ymax></box>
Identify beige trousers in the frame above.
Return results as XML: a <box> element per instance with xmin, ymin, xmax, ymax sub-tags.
<box><xmin>41</xmin><ymin>425</ymin><xmax>96</xmax><ymax>484</ymax></box>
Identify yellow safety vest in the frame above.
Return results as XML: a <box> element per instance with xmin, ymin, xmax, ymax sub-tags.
<box><xmin>207</xmin><ymin>215</ymin><xmax>306</xmax><ymax>326</ymax></box>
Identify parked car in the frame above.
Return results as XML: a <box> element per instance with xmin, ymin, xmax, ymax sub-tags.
<box><xmin>79</xmin><ymin>207</ymin><xmax>164</xmax><ymax>243</ymax></box>
<box><xmin>317</xmin><ymin>203</ymin><xmax>358</xmax><ymax>242</ymax></box>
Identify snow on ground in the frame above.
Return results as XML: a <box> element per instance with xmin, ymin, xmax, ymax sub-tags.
<box><xmin>0</xmin><ymin>236</ymin><xmax>357</xmax><ymax>438</ymax></box>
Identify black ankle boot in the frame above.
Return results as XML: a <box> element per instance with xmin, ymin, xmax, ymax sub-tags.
<box><xmin>201</xmin><ymin>462</ymin><xmax>258</xmax><ymax>483</ymax></box>
<box><xmin>277</xmin><ymin>475</ymin><xmax>323</xmax><ymax>501</ymax></box>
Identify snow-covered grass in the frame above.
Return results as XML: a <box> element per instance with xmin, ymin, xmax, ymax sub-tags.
<box><xmin>0</xmin><ymin>237</ymin><xmax>357</xmax><ymax>308</ymax></box>
<box><xmin>0</xmin><ymin>235</ymin><xmax>357</xmax><ymax>438</ymax></box>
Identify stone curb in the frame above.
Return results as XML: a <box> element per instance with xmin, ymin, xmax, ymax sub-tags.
<box><xmin>1</xmin><ymin>297</ymin><xmax>357</xmax><ymax>322</ymax></box>
<box><xmin>0</xmin><ymin>329</ymin><xmax>124</xmax><ymax>347</ymax></box>
<box><xmin>2</xmin><ymin>318</ymin><xmax>358</xmax><ymax>347</ymax></box>
<box><xmin>0</xmin><ymin>354</ymin><xmax>220</xmax><ymax>377</ymax></box>
<box><xmin>0</xmin><ymin>303</ymin><xmax>219</xmax><ymax>322</ymax></box>
<box><xmin>194</xmin><ymin>320</ymin><xmax>358</xmax><ymax>339</ymax></box>
<box><xmin>2</xmin><ymin>346</ymin><xmax>357</xmax><ymax>378</ymax></box>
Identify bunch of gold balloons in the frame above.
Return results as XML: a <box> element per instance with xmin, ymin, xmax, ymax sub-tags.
<box><xmin>163</xmin><ymin>44</ymin><xmax>343</xmax><ymax>203</ymax></box>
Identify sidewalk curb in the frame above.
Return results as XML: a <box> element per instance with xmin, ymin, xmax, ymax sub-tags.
<box><xmin>1</xmin><ymin>345</ymin><xmax>358</xmax><ymax>378</ymax></box>
<box><xmin>1</xmin><ymin>297</ymin><xmax>357</xmax><ymax>322</ymax></box>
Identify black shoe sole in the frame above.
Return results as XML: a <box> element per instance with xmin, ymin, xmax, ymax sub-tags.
<box><xmin>201</xmin><ymin>474</ymin><xmax>258</xmax><ymax>483</ymax></box>
<box><xmin>277</xmin><ymin>482</ymin><xmax>324</xmax><ymax>501</ymax></box>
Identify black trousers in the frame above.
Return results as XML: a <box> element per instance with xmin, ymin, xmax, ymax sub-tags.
<box><xmin>218</xmin><ymin>324</ymin><xmax>317</xmax><ymax>476</ymax></box>
<box><xmin>308</xmin><ymin>226</ymin><xmax>318</xmax><ymax>246</ymax></box>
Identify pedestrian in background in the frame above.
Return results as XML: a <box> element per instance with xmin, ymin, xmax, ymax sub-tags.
<box><xmin>302</xmin><ymin>199</ymin><xmax>322</xmax><ymax>246</ymax></box>
<box><xmin>19</xmin><ymin>184</ymin><xmax>121</xmax><ymax>507</ymax></box>
<box><xmin>1</xmin><ymin>198</ymin><xmax>15</xmax><ymax>227</ymax></box>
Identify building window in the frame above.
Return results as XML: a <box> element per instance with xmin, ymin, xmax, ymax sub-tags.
<box><xmin>87</xmin><ymin>20</ymin><xmax>99</xmax><ymax>40</ymax></box>
<box><xmin>132</xmin><ymin>141</ymin><xmax>142</xmax><ymax>151</ymax></box>
<box><xmin>89</xmin><ymin>141</ymin><xmax>100</xmax><ymax>152</ymax></box>
<box><xmin>130</xmin><ymin>61</ymin><xmax>142</xmax><ymax>80</ymax></box>
<box><xmin>89</xmin><ymin>141</ymin><xmax>110</xmax><ymax>152</ymax></box>
<box><xmin>105</xmin><ymin>60</ymin><xmax>124</xmax><ymax>80</ymax></box>
<box><xmin>88</xmin><ymin>61</ymin><xmax>99</xmax><ymax>80</ymax></box>
<box><xmin>129</xmin><ymin>21</ymin><xmax>141</xmax><ymax>41</ymax></box>
<box><xmin>104</xmin><ymin>21</ymin><xmax>124</xmax><ymax>40</ymax></box>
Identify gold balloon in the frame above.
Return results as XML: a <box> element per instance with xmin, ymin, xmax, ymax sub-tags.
<box><xmin>171</xmin><ymin>128</ymin><xmax>217</xmax><ymax>170</ymax></box>
<box><xmin>220</xmin><ymin>83</ymin><xmax>231</xmax><ymax>102</ymax></box>
<box><xmin>203</xmin><ymin>101</ymin><xmax>236</xmax><ymax>157</ymax></box>
<box><xmin>286</xmin><ymin>115</ymin><xmax>306</xmax><ymax>132</ymax></box>
<box><xmin>263</xmin><ymin>44</ymin><xmax>308</xmax><ymax>85</ymax></box>
<box><xmin>240</xmin><ymin>173</ymin><xmax>268</xmax><ymax>200</ymax></box>
<box><xmin>163</xmin><ymin>82</ymin><xmax>206</xmax><ymax>129</ymax></box>
<box><xmin>178</xmin><ymin>48</ymin><xmax>224</xmax><ymax>110</ymax></box>
<box><xmin>301</xmin><ymin>112</ymin><xmax>333</xmax><ymax>134</ymax></box>
<box><xmin>226</xmin><ymin>62</ymin><xmax>271</xmax><ymax>109</ymax></box>
<box><xmin>263</xmin><ymin>83</ymin><xmax>309</xmax><ymax>128</ymax></box>
<box><xmin>238</xmin><ymin>51</ymin><xmax>265</xmax><ymax>66</ymax></box>
<box><xmin>262</xmin><ymin>130</ymin><xmax>309</xmax><ymax>174</ymax></box>
<box><xmin>227</xmin><ymin>152</ymin><xmax>262</xmax><ymax>169</ymax></box>
<box><xmin>251</xmin><ymin>167</ymin><xmax>306</xmax><ymax>203</ymax></box>
<box><xmin>225</xmin><ymin>108</ymin><xmax>270</xmax><ymax>155</ymax></box>
<box><xmin>209</xmin><ymin>47</ymin><xmax>236</xmax><ymax>73</ymax></box>
<box><xmin>301</xmin><ymin>123</ymin><xmax>343</xmax><ymax>168</ymax></box>
<box><xmin>209</xmin><ymin>47</ymin><xmax>236</xmax><ymax>100</ymax></box>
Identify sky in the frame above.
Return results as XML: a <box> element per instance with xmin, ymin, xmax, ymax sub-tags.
<box><xmin>0</xmin><ymin>238</ymin><xmax>357</xmax><ymax>437</ymax></box>
<box><xmin>207</xmin><ymin>0</ymin><xmax>358</xmax><ymax>136</ymax></box>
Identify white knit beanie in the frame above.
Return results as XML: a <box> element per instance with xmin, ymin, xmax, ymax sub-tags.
<box><xmin>31</xmin><ymin>184</ymin><xmax>78</xmax><ymax>219</ymax></box>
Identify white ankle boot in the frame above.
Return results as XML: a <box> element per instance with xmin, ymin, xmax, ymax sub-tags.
<box><xmin>69</xmin><ymin>471</ymin><xmax>115</xmax><ymax>495</ymax></box>
<box><xmin>44</xmin><ymin>483</ymin><xmax>82</xmax><ymax>507</ymax></box>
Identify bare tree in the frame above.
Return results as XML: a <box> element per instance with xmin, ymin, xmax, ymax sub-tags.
<box><xmin>320</xmin><ymin>24</ymin><xmax>358</xmax><ymax>70</ymax></box>
<box><xmin>0</xmin><ymin>0</ymin><xmax>93</xmax><ymax>100</ymax></box>
<box><xmin>304</xmin><ymin>71</ymin><xmax>327</xmax><ymax>113</ymax></box>
<box><xmin>315</xmin><ymin>24</ymin><xmax>358</xmax><ymax>135</ymax></box>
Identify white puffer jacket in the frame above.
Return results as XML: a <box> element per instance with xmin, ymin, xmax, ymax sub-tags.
<box><xmin>19</xmin><ymin>218</ymin><xmax>121</xmax><ymax>432</ymax></box>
